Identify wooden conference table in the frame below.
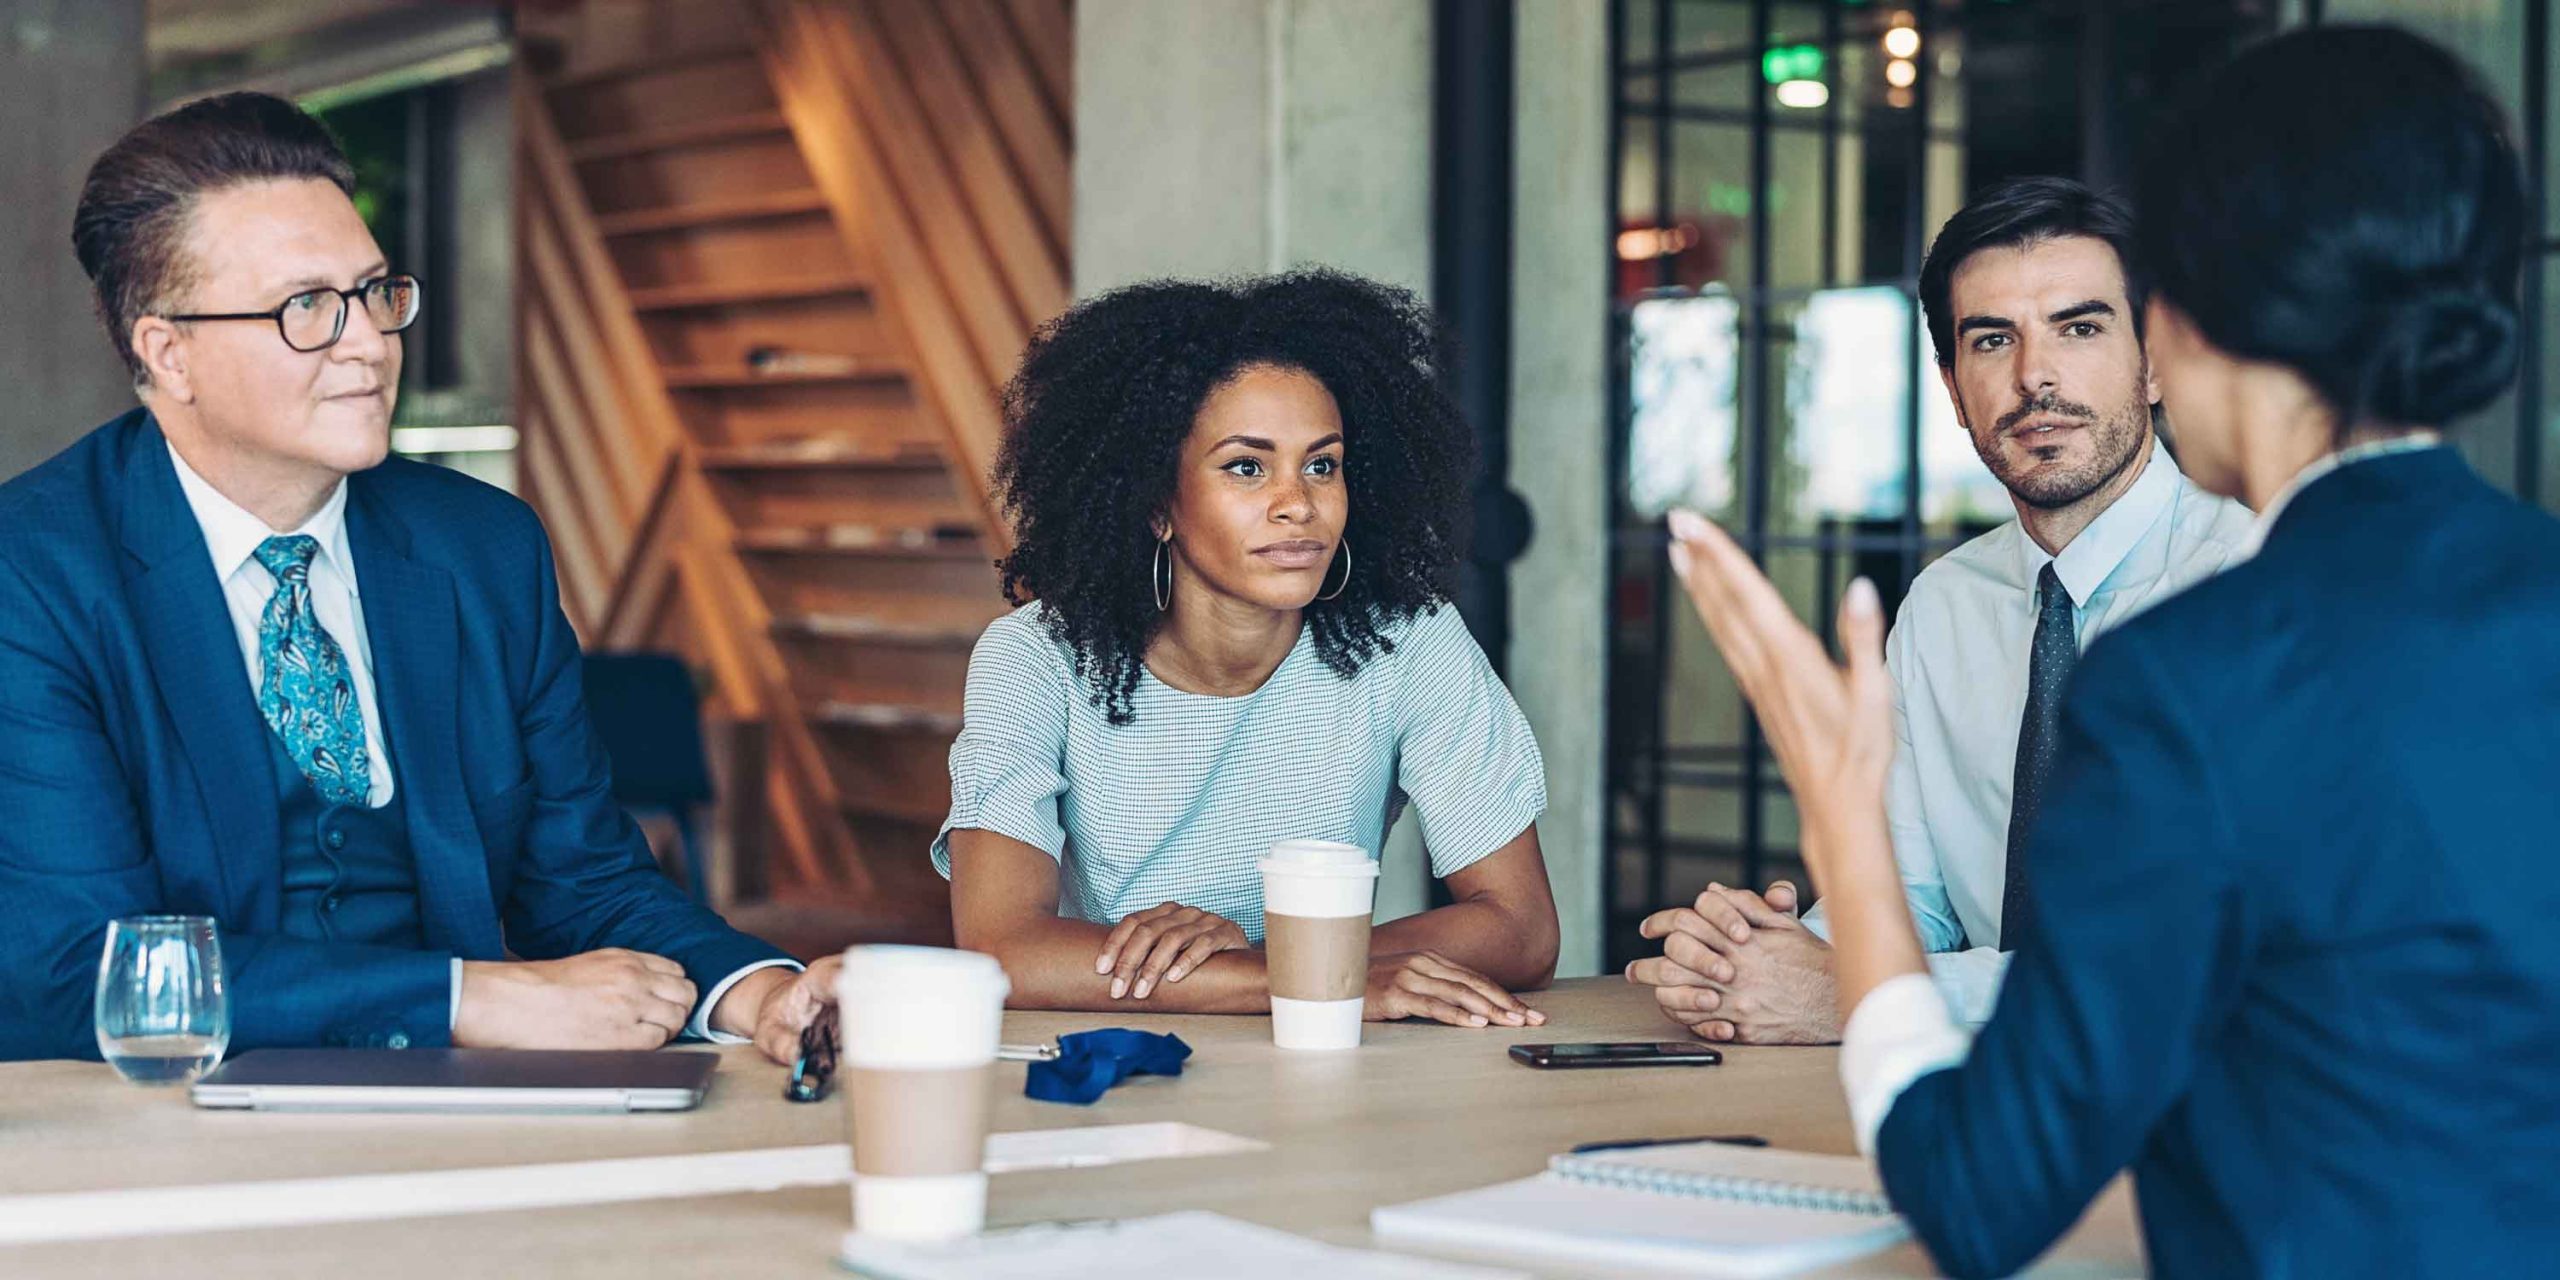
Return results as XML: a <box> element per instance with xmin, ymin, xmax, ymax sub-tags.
<box><xmin>0</xmin><ymin>978</ymin><xmax>2140</xmax><ymax>1277</ymax></box>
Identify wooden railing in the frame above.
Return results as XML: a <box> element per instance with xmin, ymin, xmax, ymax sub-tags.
<box><xmin>515</xmin><ymin>69</ymin><xmax>880</xmax><ymax>899</ymax></box>
<box><xmin>753</xmin><ymin>0</ymin><xmax>1075</xmax><ymax>552</ymax></box>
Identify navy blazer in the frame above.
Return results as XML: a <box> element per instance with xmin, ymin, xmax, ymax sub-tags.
<box><xmin>1876</xmin><ymin>447</ymin><xmax>2560</xmax><ymax>1277</ymax></box>
<box><xmin>0</xmin><ymin>412</ymin><xmax>788</xmax><ymax>1059</ymax></box>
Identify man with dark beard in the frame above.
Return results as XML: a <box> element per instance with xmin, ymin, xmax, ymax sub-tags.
<box><xmin>1628</xmin><ymin>178</ymin><xmax>2253</xmax><ymax>1042</ymax></box>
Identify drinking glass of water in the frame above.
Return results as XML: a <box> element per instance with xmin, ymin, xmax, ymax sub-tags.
<box><xmin>94</xmin><ymin>915</ymin><xmax>229</xmax><ymax>1085</ymax></box>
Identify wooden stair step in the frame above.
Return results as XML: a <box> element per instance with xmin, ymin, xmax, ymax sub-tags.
<box><xmin>732</xmin><ymin>522</ymin><xmax>985</xmax><ymax>557</ymax></box>
<box><xmin>807</xmin><ymin>700</ymin><xmax>963</xmax><ymax>736</ymax></box>
<box><xmin>597</xmin><ymin>189</ymin><xmax>829</xmax><ymax>237</ymax></box>
<box><xmin>662</xmin><ymin>363</ymin><xmax>905</xmax><ymax>390</ymax></box>
<box><xmin>772</xmin><ymin>613</ymin><xmax>983</xmax><ymax>647</ymax></box>
<box><xmin>627</xmin><ymin>276</ymin><xmax>870</xmax><ymax>312</ymax></box>
<box><xmin>839</xmin><ymin>795</ymin><xmax>948</xmax><ymax>826</ymax></box>
<box><xmin>719</xmin><ymin>898</ymin><xmax>951</xmax><ymax>958</ymax></box>
<box><xmin>543</xmin><ymin>45</ymin><xmax>759</xmax><ymax>94</ymax></box>
<box><xmin>698</xmin><ymin>439</ymin><xmax>946</xmax><ymax>471</ymax></box>
<box><xmin>569</xmin><ymin>110</ymin><xmax>793</xmax><ymax>163</ymax></box>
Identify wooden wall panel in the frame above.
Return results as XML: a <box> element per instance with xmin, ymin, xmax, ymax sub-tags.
<box><xmin>516</xmin><ymin>0</ymin><xmax>1065</xmax><ymax>929</ymax></box>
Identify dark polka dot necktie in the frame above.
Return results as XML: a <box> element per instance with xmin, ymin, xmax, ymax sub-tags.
<box><xmin>253</xmin><ymin>535</ymin><xmax>372</xmax><ymax>806</ymax></box>
<box><xmin>2002</xmin><ymin>563</ymin><xmax>2075</xmax><ymax>953</ymax></box>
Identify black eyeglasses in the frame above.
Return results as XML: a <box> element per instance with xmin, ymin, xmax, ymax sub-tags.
<box><xmin>165</xmin><ymin>274</ymin><xmax>423</xmax><ymax>353</ymax></box>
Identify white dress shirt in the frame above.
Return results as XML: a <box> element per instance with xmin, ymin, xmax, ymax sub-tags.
<box><xmin>1834</xmin><ymin>437</ymin><xmax>2438</xmax><ymax>1154</ymax></box>
<box><xmin>167</xmin><ymin>446</ymin><xmax>785</xmax><ymax>1042</ymax></box>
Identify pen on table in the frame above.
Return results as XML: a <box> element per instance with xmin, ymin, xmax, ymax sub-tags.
<box><xmin>1569</xmin><ymin>1134</ymin><xmax>1769</xmax><ymax>1154</ymax></box>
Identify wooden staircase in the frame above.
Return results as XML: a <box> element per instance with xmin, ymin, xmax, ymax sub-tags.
<box><xmin>512</xmin><ymin>0</ymin><xmax>1070</xmax><ymax>940</ymax></box>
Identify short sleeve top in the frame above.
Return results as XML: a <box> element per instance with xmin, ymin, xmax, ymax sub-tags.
<box><xmin>930</xmin><ymin>602</ymin><xmax>1546</xmax><ymax>942</ymax></box>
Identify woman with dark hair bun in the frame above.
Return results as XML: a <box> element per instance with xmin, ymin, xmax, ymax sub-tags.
<box><xmin>933</xmin><ymin>269</ymin><xmax>1560</xmax><ymax>1027</ymax></box>
<box><xmin>1663</xmin><ymin>26</ymin><xmax>2560</xmax><ymax>1278</ymax></box>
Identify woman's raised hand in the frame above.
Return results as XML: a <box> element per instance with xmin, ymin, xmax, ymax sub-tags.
<box><xmin>1665</xmin><ymin>509</ymin><xmax>1895</xmax><ymax>893</ymax></box>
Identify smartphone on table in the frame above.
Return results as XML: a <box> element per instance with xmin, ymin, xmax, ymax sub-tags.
<box><xmin>1508</xmin><ymin>1041</ymin><xmax>1723</xmax><ymax>1069</ymax></box>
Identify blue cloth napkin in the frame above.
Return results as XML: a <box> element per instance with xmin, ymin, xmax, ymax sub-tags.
<box><xmin>1023</xmin><ymin>1029</ymin><xmax>1193</xmax><ymax>1105</ymax></box>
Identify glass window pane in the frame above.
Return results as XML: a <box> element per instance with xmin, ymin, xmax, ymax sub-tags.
<box><xmin>1627</xmin><ymin>292</ymin><xmax>1744</xmax><ymax>521</ymax></box>
<box><xmin>2550</xmin><ymin>12</ymin><xmax>2560</xmax><ymax>241</ymax></box>
<box><xmin>2542</xmin><ymin>255</ymin><xmax>2560</xmax><ymax>510</ymax></box>
<box><xmin>1766</xmin><ymin>126</ymin><xmax>1830</xmax><ymax>289</ymax></box>
<box><xmin>1669</xmin><ymin>0</ymin><xmax>1758</xmax><ymax>61</ymax></box>
<box><xmin>1618</xmin><ymin>115</ymin><xmax>1668</xmax><ymax>241</ymax></box>
<box><xmin>1773</xmin><ymin>286</ymin><xmax>1909</xmax><ymax>532</ymax></box>
<box><xmin>1675</xmin><ymin>60</ymin><xmax>1756</xmax><ymax>112</ymax></box>
<box><xmin>1623</xmin><ymin>0</ymin><xmax>1660</xmax><ymax>70</ymax></box>
<box><xmin>1655</xmin><ymin>571</ymin><xmax>1753</xmax><ymax>900</ymax></box>
<box><xmin>1672</xmin><ymin>121</ymin><xmax>1756</xmax><ymax>289</ymax></box>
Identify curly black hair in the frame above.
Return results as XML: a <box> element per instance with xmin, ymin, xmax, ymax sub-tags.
<box><xmin>991</xmin><ymin>268</ymin><xmax>1477</xmax><ymax>726</ymax></box>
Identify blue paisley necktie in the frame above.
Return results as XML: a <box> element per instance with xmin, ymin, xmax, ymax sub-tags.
<box><xmin>253</xmin><ymin>535</ymin><xmax>372</xmax><ymax>806</ymax></box>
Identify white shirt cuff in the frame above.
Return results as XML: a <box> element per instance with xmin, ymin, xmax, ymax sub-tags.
<box><xmin>688</xmin><ymin>959</ymin><xmax>805</xmax><ymax>1042</ymax></box>
<box><xmin>1840</xmin><ymin>971</ymin><xmax>1973</xmax><ymax>1156</ymax></box>
<box><xmin>450</xmin><ymin>957</ymin><xmax>464</xmax><ymax>1033</ymax></box>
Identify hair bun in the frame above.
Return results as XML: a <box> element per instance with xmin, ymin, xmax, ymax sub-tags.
<box><xmin>2357</xmin><ymin>284</ymin><xmax>2518</xmax><ymax>425</ymax></box>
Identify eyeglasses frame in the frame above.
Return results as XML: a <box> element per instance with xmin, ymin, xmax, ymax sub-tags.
<box><xmin>162</xmin><ymin>274</ymin><xmax>424</xmax><ymax>353</ymax></box>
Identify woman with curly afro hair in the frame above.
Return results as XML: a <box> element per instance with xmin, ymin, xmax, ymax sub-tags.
<box><xmin>927</xmin><ymin>269</ymin><xmax>1560</xmax><ymax>1027</ymax></box>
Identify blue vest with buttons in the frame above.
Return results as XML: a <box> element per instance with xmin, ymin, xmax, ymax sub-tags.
<box><xmin>267</xmin><ymin>729</ymin><xmax>426</xmax><ymax>1051</ymax></box>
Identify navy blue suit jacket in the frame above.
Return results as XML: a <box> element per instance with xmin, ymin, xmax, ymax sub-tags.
<box><xmin>0</xmin><ymin>412</ymin><xmax>788</xmax><ymax>1059</ymax></box>
<box><xmin>1877</xmin><ymin>447</ymin><xmax>2560</xmax><ymax>1277</ymax></box>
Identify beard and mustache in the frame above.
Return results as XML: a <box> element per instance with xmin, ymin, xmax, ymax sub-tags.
<box><xmin>1964</xmin><ymin>386</ymin><xmax>2152</xmax><ymax>511</ymax></box>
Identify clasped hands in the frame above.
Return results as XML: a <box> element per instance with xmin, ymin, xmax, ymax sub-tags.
<box><xmin>1623</xmin><ymin>504</ymin><xmax>1903</xmax><ymax>1047</ymax></box>
<box><xmin>1626</xmin><ymin>882</ymin><xmax>1844</xmax><ymax>1045</ymax></box>
<box><xmin>1092</xmin><ymin>901</ymin><xmax>1546</xmax><ymax>1029</ymax></box>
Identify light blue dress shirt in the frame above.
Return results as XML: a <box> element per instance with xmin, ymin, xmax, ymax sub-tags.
<box><xmin>1807</xmin><ymin>441</ymin><xmax>2254</xmax><ymax>1022</ymax></box>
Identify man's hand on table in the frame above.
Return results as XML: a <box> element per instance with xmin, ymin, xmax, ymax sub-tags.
<box><xmin>713</xmin><ymin>956</ymin><xmax>842</xmax><ymax>1066</ymax></box>
<box><xmin>1626</xmin><ymin>880</ymin><xmax>1844</xmax><ymax>1045</ymax></box>
<box><xmin>454</xmin><ymin>949</ymin><xmax>696</xmax><ymax>1050</ymax></box>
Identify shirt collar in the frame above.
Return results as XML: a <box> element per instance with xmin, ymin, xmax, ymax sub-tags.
<box><xmin>2237</xmin><ymin>431</ymin><xmax>2444</xmax><ymax>557</ymax></box>
<box><xmin>165</xmin><ymin>443</ymin><xmax>355</xmax><ymax>590</ymax></box>
<box><xmin>2012</xmin><ymin>437</ymin><xmax>2180</xmax><ymax>608</ymax></box>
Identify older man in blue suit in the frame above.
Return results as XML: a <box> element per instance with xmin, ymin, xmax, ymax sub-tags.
<box><xmin>0</xmin><ymin>92</ymin><xmax>835</xmax><ymax>1063</ymax></box>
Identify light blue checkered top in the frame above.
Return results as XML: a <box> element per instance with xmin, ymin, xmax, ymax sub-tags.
<box><xmin>930</xmin><ymin>602</ymin><xmax>1547</xmax><ymax>942</ymax></box>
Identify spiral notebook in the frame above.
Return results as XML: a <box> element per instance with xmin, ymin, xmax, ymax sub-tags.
<box><xmin>1369</xmin><ymin>1142</ymin><xmax>1909</xmax><ymax>1279</ymax></box>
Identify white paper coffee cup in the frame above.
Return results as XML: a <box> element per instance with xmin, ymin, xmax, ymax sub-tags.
<box><xmin>1258</xmin><ymin>839</ymin><xmax>1379</xmax><ymax>1051</ymax></box>
<box><xmin>834</xmin><ymin>946</ymin><xmax>1010</xmax><ymax>1245</ymax></box>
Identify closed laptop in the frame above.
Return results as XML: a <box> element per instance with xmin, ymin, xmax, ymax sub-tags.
<box><xmin>190</xmin><ymin>1048</ymin><xmax>721</xmax><ymax>1113</ymax></box>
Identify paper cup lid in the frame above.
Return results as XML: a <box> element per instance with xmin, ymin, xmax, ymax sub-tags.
<box><xmin>837</xmin><ymin>945</ymin><xmax>1011</xmax><ymax>997</ymax></box>
<box><xmin>1258</xmin><ymin>839</ymin><xmax>1378</xmax><ymax>878</ymax></box>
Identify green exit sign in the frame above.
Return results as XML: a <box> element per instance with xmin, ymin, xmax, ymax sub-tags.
<box><xmin>1761</xmin><ymin>44</ymin><xmax>1824</xmax><ymax>84</ymax></box>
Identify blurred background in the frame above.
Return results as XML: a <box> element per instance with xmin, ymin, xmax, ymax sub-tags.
<box><xmin>1</xmin><ymin>0</ymin><xmax>2547</xmax><ymax>975</ymax></box>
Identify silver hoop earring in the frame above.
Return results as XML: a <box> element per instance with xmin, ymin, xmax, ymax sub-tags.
<box><xmin>1152</xmin><ymin>538</ymin><xmax>1173</xmax><ymax>611</ymax></box>
<box><xmin>1316</xmin><ymin>538</ymin><xmax>1351</xmax><ymax>602</ymax></box>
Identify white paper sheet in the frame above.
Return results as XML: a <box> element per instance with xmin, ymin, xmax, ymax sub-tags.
<box><xmin>839</xmin><ymin>1211</ymin><xmax>1527</xmax><ymax>1280</ymax></box>
<box><xmin>0</xmin><ymin>1123</ymin><xmax>1266</xmax><ymax>1245</ymax></box>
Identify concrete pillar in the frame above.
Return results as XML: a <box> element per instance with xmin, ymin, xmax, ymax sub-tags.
<box><xmin>1507</xmin><ymin>0</ymin><xmax>1609</xmax><ymax>977</ymax></box>
<box><xmin>0</xmin><ymin>0</ymin><xmax>147</xmax><ymax>480</ymax></box>
<box><xmin>1072</xmin><ymin>0</ymin><xmax>1433</xmax><ymax>298</ymax></box>
<box><xmin>1075</xmin><ymin>0</ymin><xmax>1441</xmax><ymax>924</ymax></box>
